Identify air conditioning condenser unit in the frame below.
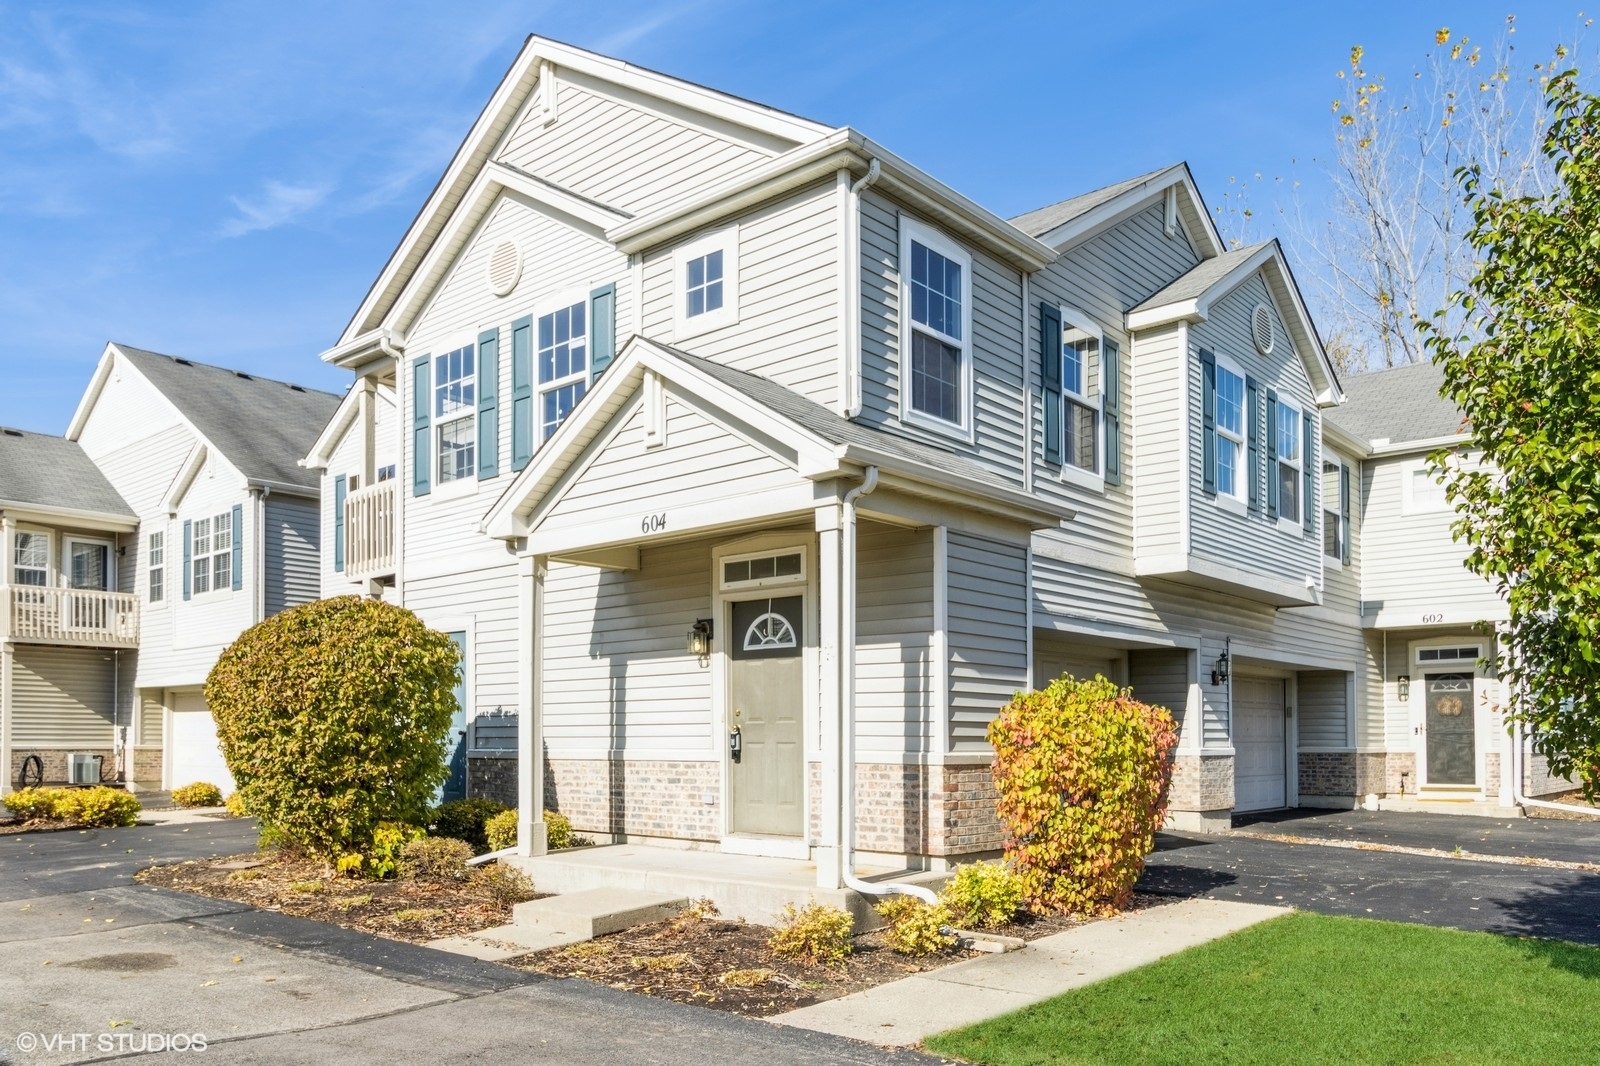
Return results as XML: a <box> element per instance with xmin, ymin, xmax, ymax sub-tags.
<box><xmin>67</xmin><ymin>754</ymin><xmax>100</xmax><ymax>786</ymax></box>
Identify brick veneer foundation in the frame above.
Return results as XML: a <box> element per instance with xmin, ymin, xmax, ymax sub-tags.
<box><xmin>468</xmin><ymin>755</ymin><xmax>517</xmax><ymax>807</ymax></box>
<box><xmin>9</xmin><ymin>748</ymin><xmax>162</xmax><ymax>789</ymax></box>
<box><xmin>1298</xmin><ymin>752</ymin><xmax>1357</xmax><ymax>798</ymax></box>
<box><xmin>544</xmin><ymin>758</ymin><xmax>722</xmax><ymax>843</ymax></box>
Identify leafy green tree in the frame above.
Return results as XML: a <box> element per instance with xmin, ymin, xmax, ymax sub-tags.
<box><xmin>1424</xmin><ymin>67</ymin><xmax>1600</xmax><ymax>799</ymax></box>
<box><xmin>205</xmin><ymin>596</ymin><xmax>461</xmax><ymax>859</ymax></box>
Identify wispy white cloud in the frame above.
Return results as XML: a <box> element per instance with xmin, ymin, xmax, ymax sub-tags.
<box><xmin>218</xmin><ymin>180</ymin><xmax>332</xmax><ymax>238</ymax></box>
<box><xmin>593</xmin><ymin>1</ymin><xmax>707</xmax><ymax>55</ymax></box>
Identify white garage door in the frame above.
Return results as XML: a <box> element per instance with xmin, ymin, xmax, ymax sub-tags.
<box><xmin>1234</xmin><ymin>676</ymin><xmax>1286</xmax><ymax>812</ymax></box>
<box><xmin>169</xmin><ymin>691</ymin><xmax>234</xmax><ymax>794</ymax></box>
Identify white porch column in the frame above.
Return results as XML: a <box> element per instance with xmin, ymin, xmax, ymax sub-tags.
<box><xmin>358</xmin><ymin>379</ymin><xmax>376</xmax><ymax>486</ymax></box>
<box><xmin>815</xmin><ymin>503</ymin><xmax>844</xmax><ymax>889</ymax></box>
<box><xmin>517</xmin><ymin>553</ymin><xmax>548</xmax><ymax>857</ymax></box>
<box><xmin>1</xmin><ymin>515</ymin><xmax>12</xmax><ymax>795</ymax></box>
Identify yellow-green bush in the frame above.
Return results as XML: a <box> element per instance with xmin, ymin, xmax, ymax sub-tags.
<box><xmin>989</xmin><ymin>675</ymin><xmax>1178</xmax><ymax>915</ymax></box>
<box><xmin>940</xmin><ymin>860</ymin><xmax>1027</xmax><ymax>929</ymax></box>
<box><xmin>224</xmin><ymin>791</ymin><xmax>249</xmax><ymax>818</ymax></box>
<box><xmin>3</xmin><ymin>786</ymin><xmax>139</xmax><ymax>828</ymax></box>
<box><xmin>336</xmin><ymin>822</ymin><xmax>422</xmax><ymax>879</ymax></box>
<box><xmin>544</xmin><ymin>809</ymin><xmax>573</xmax><ymax>850</ymax></box>
<box><xmin>768</xmin><ymin>900</ymin><xmax>854</xmax><ymax>965</ymax></box>
<box><xmin>401</xmin><ymin>836</ymin><xmax>473</xmax><ymax>879</ymax></box>
<box><xmin>429</xmin><ymin>797</ymin><xmax>508</xmax><ymax>853</ymax></box>
<box><xmin>171</xmin><ymin>782</ymin><xmax>224</xmax><ymax>808</ymax></box>
<box><xmin>205</xmin><ymin>596</ymin><xmax>460</xmax><ymax>861</ymax></box>
<box><xmin>3</xmin><ymin>787</ymin><xmax>61</xmax><ymax>821</ymax></box>
<box><xmin>484</xmin><ymin>808</ymin><xmax>518</xmax><ymax>852</ymax></box>
<box><xmin>874</xmin><ymin>895</ymin><xmax>954</xmax><ymax>957</ymax></box>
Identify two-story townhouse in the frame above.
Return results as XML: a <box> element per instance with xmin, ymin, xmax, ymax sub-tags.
<box><xmin>64</xmin><ymin>344</ymin><xmax>338</xmax><ymax>793</ymax></box>
<box><xmin>306</xmin><ymin>35</ymin><xmax>1386</xmax><ymax>898</ymax></box>
<box><xmin>1</xmin><ymin>429</ymin><xmax>141</xmax><ymax>791</ymax></box>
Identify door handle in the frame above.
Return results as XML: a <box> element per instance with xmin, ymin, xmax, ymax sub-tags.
<box><xmin>729</xmin><ymin>726</ymin><xmax>742</xmax><ymax>762</ymax></box>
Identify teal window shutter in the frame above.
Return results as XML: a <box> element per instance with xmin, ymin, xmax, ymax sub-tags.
<box><xmin>477</xmin><ymin>327</ymin><xmax>500</xmax><ymax>480</ymax></box>
<box><xmin>1340</xmin><ymin>462</ymin><xmax>1353</xmax><ymax>565</ymax></box>
<box><xmin>1102</xmin><ymin>338</ymin><xmax>1121</xmax><ymax>485</ymax></box>
<box><xmin>181</xmin><ymin>519</ymin><xmax>192</xmax><ymax>601</ymax></box>
<box><xmin>589</xmin><ymin>284</ymin><xmax>617</xmax><ymax>383</ymax></box>
<box><xmin>333</xmin><ymin>475</ymin><xmax>347</xmax><ymax>573</ymax></box>
<box><xmin>1265</xmin><ymin>389</ymin><xmax>1280</xmax><ymax>519</ymax></box>
<box><xmin>1040</xmin><ymin>303</ymin><xmax>1062</xmax><ymax>465</ymax></box>
<box><xmin>231</xmin><ymin>503</ymin><xmax>243</xmax><ymax>591</ymax></box>
<box><xmin>1245</xmin><ymin>375</ymin><xmax>1261</xmax><ymax>511</ymax></box>
<box><xmin>1200</xmin><ymin>350</ymin><xmax>1217</xmax><ymax>495</ymax></box>
<box><xmin>412</xmin><ymin>355</ymin><xmax>432</xmax><ymax>497</ymax></box>
<box><xmin>1302</xmin><ymin>411</ymin><xmax>1316</xmax><ymax>537</ymax></box>
<box><xmin>511</xmin><ymin>316</ymin><xmax>534</xmax><ymax>470</ymax></box>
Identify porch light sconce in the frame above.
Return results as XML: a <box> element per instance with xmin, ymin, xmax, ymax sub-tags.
<box><xmin>687</xmin><ymin>618</ymin><xmax>713</xmax><ymax>657</ymax></box>
<box><xmin>1210</xmin><ymin>651</ymin><xmax>1230</xmax><ymax>687</ymax></box>
<box><xmin>1398</xmin><ymin>675</ymin><xmax>1411</xmax><ymax>700</ymax></box>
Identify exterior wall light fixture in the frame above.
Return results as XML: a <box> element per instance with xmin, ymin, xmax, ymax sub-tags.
<box><xmin>1211</xmin><ymin>651</ymin><xmax>1230</xmax><ymax>687</ymax></box>
<box><xmin>688</xmin><ymin>618</ymin><xmax>713</xmax><ymax>657</ymax></box>
<box><xmin>1398</xmin><ymin>675</ymin><xmax>1411</xmax><ymax>700</ymax></box>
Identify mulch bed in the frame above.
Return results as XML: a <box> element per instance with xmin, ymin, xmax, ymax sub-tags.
<box><xmin>510</xmin><ymin>892</ymin><xmax>1169</xmax><ymax>1018</ymax></box>
<box><xmin>137</xmin><ymin>851</ymin><xmax>535</xmax><ymax>944</ymax></box>
<box><xmin>1526</xmin><ymin>790</ymin><xmax>1600</xmax><ymax>821</ymax></box>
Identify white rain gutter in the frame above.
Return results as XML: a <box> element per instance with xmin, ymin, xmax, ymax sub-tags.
<box><xmin>839</xmin><ymin>466</ymin><xmax>937</xmax><ymax>904</ymax></box>
<box><xmin>843</xmin><ymin>159</ymin><xmax>881</xmax><ymax>418</ymax></box>
<box><xmin>1512</xmin><ymin>717</ymin><xmax>1599</xmax><ymax>817</ymax></box>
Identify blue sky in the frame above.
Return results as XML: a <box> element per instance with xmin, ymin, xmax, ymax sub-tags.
<box><xmin>0</xmin><ymin>1</ymin><xmax>1589</xmax><ymax>432</ymax></box>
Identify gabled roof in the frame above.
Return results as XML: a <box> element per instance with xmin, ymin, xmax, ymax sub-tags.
<box><xmin>1008</xmin><ymin>162</ymin><xmax>1223</xmax><ymax>259</ymax></box>
<box><xmin>1009</xmin><ymin>166</ymin><xmax>1174</xmax><ymax>237</ymax></box>
<box><xmin>71</xmin><ymin>344</ymin><xmax>342</xmax><ymax>493</ymax></box>
<box><xmin>0</xmin><ymin>427</ymin><xmax>134</xmax><ymax>521</ymax></box>
<box><xmin>1130</xmin><ymin>242</ymin><xmax>1265</xmax><ymax>312</ymax></box>
<box><xmin>1324</xmin><ymin>360</ymin><xmax>1465</xmax><ymax>448</ymax></box>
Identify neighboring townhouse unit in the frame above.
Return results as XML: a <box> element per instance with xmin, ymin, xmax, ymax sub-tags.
<box><xmin>304</xmin><ymin>37</ymin><xmax>1536</xmax><ymax>888</ymax></box>
<box><xmin>0</xmin><ymin>429</ymin><xmax>141</xmax><ymax>790</ymax></box>
<box><xmin>42</xmin><ymin>344</ymin><xmax>338</xmax><ymax>793</ymax></box>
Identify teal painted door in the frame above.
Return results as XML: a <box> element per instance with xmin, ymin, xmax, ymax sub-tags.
<box><xmin>441</xmin><ymin>630</ymin><xmax>468</xmax><ymax>803</ymax></box>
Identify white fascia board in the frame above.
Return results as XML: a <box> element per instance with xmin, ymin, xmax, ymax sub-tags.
<box><xmin>486</xmin><ymin>161</ymin><xmax>631</xmax><ymax>230</ymax></box>
<box><xmin>1367</xmin><ymin>433</ymin><xmax>1471</xmax><ymax>457</ymax></box>
<box><xmin>1038</xmin><ymin>165</ymin><xmax>1223</xmax><ymax>258</ymax></box>
<box><xmin>1259</xmin><ymin>251</ymin><xmax>1343</xmax><ymax>405</ymax></box>
<box><xmin>64</xmin><ymin>344</ymin><xmax>119</xmax><ymax>441</ymax></box>
<box><xmin>1322</xmin><ymin>420</ymin><xmax>1373</xmax><ymax>459</ymax></box>
<box><xmin>1126</xmin><ymin>243</ymin><xmax>1280</xmax><ymax>332</ymax></box>
<box><xmin>163</xmin><ymin>443</ymin><xmax>208</xmax><ymax>516</ymax></box>
<box><xmin>302</xmin><ymin>384</ymin><xmax>364</xmax><ymax>471</ymax></box>
<box><xmin>833</xmin><ymin>444</ymin><xmax>1073</xmax><ymax>528</ymax></box>
<box><xmin>0</xmin><ymin>501</ymin><xmax>138</xmax><ymax>533</ymax></box>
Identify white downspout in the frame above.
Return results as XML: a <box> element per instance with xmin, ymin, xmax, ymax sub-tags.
<box><xmin>839</xmin><ymin>466</ymin><xmax>937</xmax><ymax>904</ymax></box>
<box><xmin>1512</xmin><ymin>717</ymin><xmax>1597</xmax><ymax>816</ymax></box>
<box><xmin>843</xmin><ymin>159</ymin><xmax>881</xmax><ymax>419</ymax></box>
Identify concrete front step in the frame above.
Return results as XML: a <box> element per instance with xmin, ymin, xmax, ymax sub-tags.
<box><xmin>1376</xmin><ymin>796</ymin><xmax>1524</xmax><ymax>819</ymax></box>
<box><xmin>512</xmin><ymin>888</ymin><xmax>688</xmax><ymax>938</ymax></box>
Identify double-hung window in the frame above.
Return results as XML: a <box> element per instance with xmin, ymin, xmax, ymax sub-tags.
<box><xmin>13</xmin><ymin>531</ymin><xmax>47</xmax><ymax>587</ymax></box>
<box><xmin>190</xmin><ymin>512</ymin><xmax>232</xmax><ymax>595</ymax></box>
<box><xmin>434</xmin><ymin>343</ymin><xmax>475</xmax><ymax>484</ymax></box>
<box><xmin>1275</xmin><ymin>400</ymin><xmax>1302</xmax><ymax>523</ymax></box>
<box><xmin>148</xmin><ymin>531</ymin><xmax>165</xmax><ymax>603</ymax></box>
<box><xmin>1060</xmin><ymin>314</ymin><xmax>1101</xmax><ymax>473</ymax></box>
<box><xmin>1214</xmin><ymin>363</ymin><xmax>1246</xmax><ymax>501</ymax></box>
<box><xmin>538</xmin><ymin>299</ymin><xmax>588</xmax><ymax>441</ymax></box>
<box><xmin>1322</xmin><ymin>459</ymin><xmax>1353</xmax><ymax>563</ymax></box>
<box><xmin>902</xmin><ymin>219</ymin><xmax>971</xmax><ymax>434</ymax></box>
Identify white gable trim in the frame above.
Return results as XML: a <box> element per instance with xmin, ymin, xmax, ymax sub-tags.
<box><xmin>1035</xmin><ymin>165</ymin><xmax>1223</xmax><ymax>259</ymax></box>
<box><xmin>163</xmin><ymin>443</ymin><xmax>209</xmax><ymax>516</ymax></box>
<box><xmin>303</xmin><ymin>379</ymin><xmax>369</xmax><ymax>471</ymax></box>
<box><xmin>68</xmin><ymin>344</ymin><xmax>214</xmax><ymax>459</ymax></box>
<box><xmin>1126</xmin><ymin>243</ymin><xmax>1280</xmax><ymax>331</ymax></box>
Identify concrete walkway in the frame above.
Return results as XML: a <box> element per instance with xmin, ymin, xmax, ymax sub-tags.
<box><xmin>775</xmin><ymin>897</ymin><xmax>1285</xmax><ymax>1048</ymax></box>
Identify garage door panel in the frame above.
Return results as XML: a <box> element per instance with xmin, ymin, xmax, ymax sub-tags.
<box><xmin>1234</xmin><ymin>676</ymin><xmax>1286</xmax><ymax>812</ymax></box>
<box><xmin>169</xmin><ymin>692</ymin><xmax>234</xmax><ymax>794</ymax></box>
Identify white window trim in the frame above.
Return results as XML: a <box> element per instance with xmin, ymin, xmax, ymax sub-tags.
<box><xmin>1212</xmin><ymin>352</ymin><xmax>1248</xmax><ymax>508</ymax></box>
<box><xmin>62</xmin><ymin>536</ymin><xmax>115</xmax><ymax>591</ymax></box>
<box><xmin>148</xmin><ymin>529</ymin><xmax>166</xmax><ymax>603</ymax></box>
<box><xmin>1322</xmin><ymin>458</ymin><xmax>1349</xmax><ymax>570</ymax></box>
<box><xmin>12</xmin><ymin>527</ymin><xmax>52</xmax><ymax>587</ymax></box>
<box><xmin>534</xmin><ymin>287</ymin><xmax>592</xmax><ymax>444</ymax></box>
<box><xmin>898</xmin><ymin>215</ymin><xmax>974</xmax><ymax>442</ymax></box>
<box><xmin>673</xmin><ymin>225</ymin><xmax>739</xmax><ymax>341</ymax></box>
<box><xmin>1401</xmin><ymin>457</ymin><xmax>1451</xmax><ymax>515</ymax></box>
<box><xmin>430</xmin><ymin>335</ymin><xmax>480</xmax><ymax>500</ymax></box>
<box><xmin>189</xmin><ymin>511</ymin><xmax>234</xmax><ymax>598</ymax></box>
<box><xmin>1415</xmin><ymin>643</ymin><xmax>1484</xmax><ymax>666</ymax></box>
<box><xmin>718</xmin><ymin>548</ymin><xmax>808</xmax><ymax>591</ymax></box>
<box><xmin>1056</xmin><ymin>305</ymin><xmax>1105</xmax><ymax>491</ymax></box>
<box><xmin>1275</xmin><ymin>395</ymin><xmax>1305</xmax><ymax>533</ymax></box>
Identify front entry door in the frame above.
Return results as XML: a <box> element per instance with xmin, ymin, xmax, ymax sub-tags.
<box><xmin>728</xmin><ymin>595</ymin><xmax>804</xmax><ymax>836</ymax></box>
<box><xmin>1425</xmin><ymin>673</ymin><xmax>1476</xmax><ymax>785</ymax></box>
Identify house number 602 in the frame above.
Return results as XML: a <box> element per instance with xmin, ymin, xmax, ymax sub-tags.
<box><xmin>640</xmin><ymin>513</ymin><xmax>667</xmax><ymax>534</ymax></box>
<box><xmin>1421</xmin><ymin>613</ymin><xmax>1443</xmax><ymax>624</ymax></box>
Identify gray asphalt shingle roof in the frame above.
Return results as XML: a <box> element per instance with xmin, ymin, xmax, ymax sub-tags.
<box><xmin>0</xmin><ymin>428</ymin><xmax>134</xmax><ymax>517</ymax></box>
<box><xmin>1009</xmin><ymin>165</ymin><xmax>1179</xmax><ymax>238</ymax></box>
<box><xmin>115</xmin><ymin>345</ymin><xmax>342</xmax><ymax>492</ymax></box>
<box><xmin>1130</xmin><ymin>242</ymin><xmax>1272</xmax><ymax>312</ymax></box>
<box><xmin>1325</xmin><ymin>360</ymin><xmax>1466</xmax><ymax>445</ymax></box>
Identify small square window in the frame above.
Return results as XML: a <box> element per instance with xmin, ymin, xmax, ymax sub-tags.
<box><xmin>674</xmin><ymin>228</ymin><xmax>738</xmax><ymax>338</ymax></box>
<box><xmin>685</xmin><ymin>250</ymin><xmax>724</xmax><ymax>318</ymax></box>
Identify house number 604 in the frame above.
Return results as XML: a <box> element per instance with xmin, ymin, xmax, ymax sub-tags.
<box><xmin>640</xmin><ymin>513</ymin><xmax>667</xmax><ymax>534</ymax></box>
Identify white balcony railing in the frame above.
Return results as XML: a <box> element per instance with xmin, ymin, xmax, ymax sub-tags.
<box><xmin>2</xmin><ymin>585</ymin><xmax>140</xmax><ymax>647</ymax></box>
<box><xmin>346</xmin><ymin>479</ymin><xmax>398</xmax><ymax>580</ymax></box>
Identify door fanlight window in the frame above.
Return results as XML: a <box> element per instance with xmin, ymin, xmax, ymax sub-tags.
<box><xmin>743</xmin><ymin>610</ymin><xmax>798</xmax><ymax>651</ymax></box>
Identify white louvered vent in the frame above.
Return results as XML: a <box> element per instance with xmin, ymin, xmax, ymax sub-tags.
<box><xmin>1251</xmin><ymin>303</ymin><xmax>1275</xmax><ymax>355</ymax></box>
<box><xmin>486</xmin><ymin>240</ymin><xmax>522</xmax><ymax>297</ymax></box>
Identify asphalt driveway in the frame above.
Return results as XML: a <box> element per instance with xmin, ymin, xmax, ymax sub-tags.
<box><xmin>1140</xmin><ymin>809</ymin><xmax>1600</xmax><ymax>946</ymax></box>
<box><xmin>0</xmin><ymin>821</ymin><xmax>936</xmax><ymax>1066</ymax></box>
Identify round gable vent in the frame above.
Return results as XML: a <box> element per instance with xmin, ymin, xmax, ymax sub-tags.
<box><xmin>1251</xmin><ymin>303</ymin><xmax>1275</xmax><ymax>355</ymax></box>
<box><xmin>486</xmin><ymin>239</ymin><xmax>523</xmax><ymax>297</ymax></box>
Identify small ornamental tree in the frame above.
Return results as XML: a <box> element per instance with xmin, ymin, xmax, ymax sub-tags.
<box><xmin>988</xmin><ymin>675</ymin><xmax>1178</xmax><ymax>915</ymax></box>
<box><xmin>205</xmin><ymin>596</ymin><xmax>460</xmax><ymax>861</ymax></box>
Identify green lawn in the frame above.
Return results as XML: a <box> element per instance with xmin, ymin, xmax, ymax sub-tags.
<box><xmin>925</xmin><ymin>913</ymin><xmax>1600</xmax><ymax>1066</ymax></box>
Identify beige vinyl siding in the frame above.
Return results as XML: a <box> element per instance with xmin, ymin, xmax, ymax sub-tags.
<box><xmin>855</xmin><ymin>190</ymin><xmax>1026</xmax><ymax>487</ymax></box>
<box><xmin>1032</xmin><ymin>634</ymin><xmax>1121</xmax><ymax>687</ymax></box>
<box><xmin>1320</xmin><ymin>443</ymin><xmax>1362</xmax><ymax>615</ymax></box>
<box><xmin>12</xmin><ymin>645</ymin><xmax>116</xmax><ymax>746</ymax></box>
<box><xmin>1030</xmin><ymin>545</ymin><xmax>1154</xmax><ymax>635</ymax></box>
<box><xmin>639</xmin><ymin>182</ymin><xmax>842</xmax><ymax>407</ymax></box>
<box><xmin>542</xmin><ymin>538</ymin><xmax>714</xmax><ymax>758</ymax></box>
<box><xmin>321</xmin><ymin>420</ymin><xmax>368</xmax><ymax>596</ymax></box>
<box><xmin>945</xmin><ymin>531</ymin><xmax>1029</xmax><ymax>750</ymax></box>
<box><xmin>854</xmin><ymin>523</ymin><xmax>933</xmax><ymax>756</ymax></box>
<box><xmin>264</xmin><ymin>496</ymin><xmax>320</xmax><ymax>617</ymax></box>
<box><xmin>1188</xmin><ymin>276</ymin><xmax>1322</xmax><ymax>585</ymax></box>
<box><xmin>1130</xmin><ymin>323</ymin><xmax>1186</xmax><ymax>557</ymax></box>
<box><xmin>138</xmin><ymin>690</ymin><xmax>164</xmax><ymax>747</ymax></box>
<box><xmin>497</xmin><ymin>78</ymin><xmax>778</xmax><ymax>217</ymax></box>
<box><xmin>160</xmin><ymin>449</ymin><xmax>258</xmax><ymax>688</ymax></box>
<box><xmin>1128</xmin><ymin>647</ymin><xmax>1191</xmax><ymax>742</ymax></box>
<box><xmin>1298</xmin><ymin>669</ymin><xmax>1350</xmax><ymax>748</ymax></box>
<box><xmin>405</xmin><ymin>563</ymin><xmax>519</xmax><ymax>730</ymax></box>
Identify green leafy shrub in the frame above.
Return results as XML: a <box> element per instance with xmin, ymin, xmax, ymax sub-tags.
<box><xmin>429</xmin><ymin>797</ymin><xmax>508</xmax><ymax>853</ymax></box>
<box><xmin>401</xmin><ymin>836</ymin><xmax>473</xmax><ymax>879</ymax></box>
<box><xmin>205</xmin><ymin>596</ymin><xmax>461</xmax><ymax>861</ymax></box>
<box><xmin>941</xmin><ymin>860</ymin><xmax>1027</xmax><ymax>929</ymax></box>
<box><xmin>171</xmin><ymin>782</ymin><xmax>224</xmax><ymax>808</ymax></box>
<box><xmin>544</xmin><ymin>809</ymin><xmax>573</xmax><ymax>850</ymax></box>
<box><xmin>484</xmin><ymin>808</ymin><xmax>518</xmax><ymax>852</ymax></box>
<box><xmin>989</xmin><ymin>675</ymin><xmax>1178</xmax><ymax>915</ymax></box>
<box><xmin>4</xmin><ymin>787</ymin><xmax>61</xmax><ymax>821</ymax></box>
<box><xmin>473</xmin><ymin>863</ymin><xmax>537</xmax><ymax>905</ymax></box>
<box><xmin>768</xmin><ymin>900</ymin><xmax>854</xmax><ymax>965</ymax></box>
<box><xmin>875</xmin><ymin>895</ymin><xmax>954</xmax><ymax>957</ymax></box>
<box><xmin>224</xmin><ymin>791</ymin><xmax>249</xmax><ymax>818</ymax></box>
<box><xmin>68</xmin><ymin>787</ymin><xmax>142</xmax><ymax>828</ymax></box>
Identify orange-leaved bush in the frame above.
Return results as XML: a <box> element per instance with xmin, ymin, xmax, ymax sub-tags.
<box><xmin>205</xmin><ymin>596</ymin><xmax>461</xmax><ymax>861</ymax></box>
<box><xmin>988</xmin><ymin>674</ymin><xmax>1178</xmax><ymax>915</ymax></box>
